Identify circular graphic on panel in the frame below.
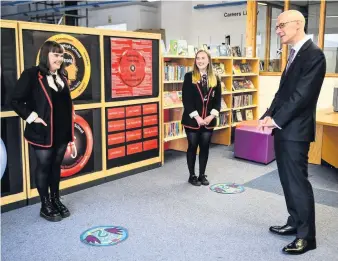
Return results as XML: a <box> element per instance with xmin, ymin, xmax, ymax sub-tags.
<box><xmin>61</xmin><ymin>114</ymin><xmax>93</xmax><ymax>177</ymax></box>
<box><xmin>118</xmin><ymin>49</ymin><xmax>146</xmax><ymax>87</ymax></box>
<box><xmin>80</xmin><ymin>226</ymin><xmax>128</xmax><ymax>247</ymax></box>
<box><xmin>0</xmin><ymin>138</ymin><xmax>7</xmax><ymax>179</ymax></box>
<box><xmin>209</xmin><ymin>183</ymin><xmax>245</xmax><ymax>194</ymax></box>
<box><xmin>36</xmin><ymin>34</ymin><xmax>91</xmax><ymax>99</ymax></box>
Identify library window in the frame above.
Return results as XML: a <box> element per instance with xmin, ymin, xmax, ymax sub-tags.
<box><xmin>323</xmin><ymin>0</ymin><xmax>338</xmax><ymax>73</ymax></box>
<box><xmin>288</xmin><ymin>1</ymin><xmax>321</xmax><ymax>50</ymax></box>
<box><xmin>256</xmin><ymin>1</ymin><xmax>284</xmax><ymax>72</ymax></box>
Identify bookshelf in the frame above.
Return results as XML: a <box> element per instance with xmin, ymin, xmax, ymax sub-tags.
<box><xmin>162</xmin><ymin>55</ymin><xmax>259</xmax><ymax>154</ymax></box>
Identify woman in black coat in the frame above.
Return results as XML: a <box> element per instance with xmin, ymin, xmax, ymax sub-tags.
<box><xmin>11</xmin><ymin>41</ymin><xmax>75</xmax><ymax>222</ymax></box>
<box><xmin>181</xmin><ymin>49</ymin><xmax>222</xmax><ymax>186</ymax></box>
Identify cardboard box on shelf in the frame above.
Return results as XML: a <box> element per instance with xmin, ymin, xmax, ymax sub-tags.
<box><xmin>135</xmin><ymin>28</ymin><xmax>165</xmax><ymax>42</ymax></box>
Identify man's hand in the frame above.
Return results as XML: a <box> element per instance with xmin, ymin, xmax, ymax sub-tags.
<box><xmin>204</xmin><ymin>115</ymin><xmax>215</xmax><ymax>125</ymax></box>
<box><xmin>258</xmin><ymin>116</ymin><xmax>275</xmax><ymax>132</ymax></box>
<box><xmin>194</xmin><ymin>116</ymin><xmax>206</xmax><ymax>126</ymax></box>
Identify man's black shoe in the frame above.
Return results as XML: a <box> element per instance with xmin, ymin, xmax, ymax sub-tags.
<box><xmin>282</xmin><ymin>238</ymin><xmax>316</xmax><ymax>255</ymax></box>
<box><xmin>269</xmin><ymin>224</ymin><xmax>297</xmax><ymax>235</ymax></box>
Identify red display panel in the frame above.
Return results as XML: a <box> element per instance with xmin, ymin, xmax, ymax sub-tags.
<box><xmin>126</xmin><ymin>117</ymin><xmax>142</xmax><ymax>129</ymax></box>
<box><xmin>108</xmin><ymin>133</ymin><xmax>125</xmax><ymax>145</ymax></box>
<box><xmin>143</xmin><ymin>139</ymin><xmax>158</xmax><ymax>151</ymax></box>
<box><xmin>108</xmin><ymin>120</ymin><xmax>125</xmax><ymax>132</ymax></box>
<box><xmin>143</xmin><ymin>115</ymin><xmax>158</xmax><ymax>126</ymax></box>
<box><xmin>126</xmin><ymin>129</ymin><xmax>142</xmax><ymax>142</ymax></box>
<box><xmin>126</xmin><ymin>105</ymin><xmax>141</xmax><ymax>117</ymax></box>
<box><xmin>143</xmin><ymin>126</ymin><xmax>158</xmax><ymax>138</ymax></box>
<box><xmin>107</xmin><ymin>107</ymin><xmax>125</xmax><ymax>120</ymax></box>
<box><xmin>108</xmin><ymin>146</ymin><xmax>126</xmax><ymax>160</ymax></box>
<box><xmin>111</xmin><ymin>38</ymin><xmax>152</xmax><ymax>98</ymax></box>
<box><xmin>127</xmin><ymin>142</ymin><xmax>143</xmax><ymax>155</ymax></box>
<box><xmin>142</xmin><ymin>104</ymin><xmax>157</xmax><ymax>115</ymax></box>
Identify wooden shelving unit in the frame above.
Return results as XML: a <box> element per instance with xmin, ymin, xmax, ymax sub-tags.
<box><xmin>162</xmin><ymin>55</ymin><xmax>259</xmax><ymax>155</ymax></box>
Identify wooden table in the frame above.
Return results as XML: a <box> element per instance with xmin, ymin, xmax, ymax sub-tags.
<box><xmin>309</xmin><ymin>108</ymin><xmax>338</xmax><ymax>168</ymax></box>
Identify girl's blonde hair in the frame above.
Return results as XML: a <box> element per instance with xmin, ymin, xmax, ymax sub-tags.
<box><xmin>192</xmin><ymin>49</ymin><xmax>217</xmax><ymax>88</ymax></box>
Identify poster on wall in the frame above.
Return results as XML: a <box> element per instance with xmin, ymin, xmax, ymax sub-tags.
<box><xmin>1</xmin><ymin>28</ymin><xmax>18</xmax><ymax>111</ymax></box>
<box><xmin>110</xmin><ymin>37</ymin><xmax>153</xmax><ymax>98</ymax></box>
<box><xmin>28</xmin><ymin>109</ymin><xmax>102</xmax><ymax>188</ymax></box>
<box><xmin>104</xmin><ymin>36</ymin><xmax>159</xmax><ymax>102</ymax></box>
<box><xmin>21</xmin><ymin>30</ymin><xmax>101</xmax><ymax>103</ymax></box>
<box><xmin>106</xmin><ymin>102</ymin><xmax>160</xmax><ymax>169</ymax></box>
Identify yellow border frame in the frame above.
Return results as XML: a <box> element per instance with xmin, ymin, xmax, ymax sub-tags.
<box><xmin>1</xmin><ymin>20</ymin><xmax>163</xmax><ymax>203</ymax></box>
<box><xmin>255</xmin><ymin>0</ymin><xmax>338</xmax><ymax>78</ymax></box>
<box><xmin>0</xmin><ymin>20</ymin><xmax>28</xmax><ymax>206</ymax></box>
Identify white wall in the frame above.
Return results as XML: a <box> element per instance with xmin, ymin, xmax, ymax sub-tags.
<box><xmin>161</xmin><ymin>1</ymin><xmax>247</xmax><ymax>52</ymax></box>
<box><xmin>259</xmin><ymin>76</ymin><xmax>338</xmax><ymax>117</ymax></box>
<box><xmin>78</xmin><ymin>4</ymin><xmax>160</xmax><ymax>31</ymax></box>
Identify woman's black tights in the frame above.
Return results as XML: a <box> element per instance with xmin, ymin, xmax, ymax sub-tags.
<box><xmin>186</xmin><ymin>130</ymin><xmax>213</xmax><ymax>177</ymax></box>
<box><xmin>32</xmin><ymin>143</ymin><xmax>68</xmax><ymax>199</ymax></box>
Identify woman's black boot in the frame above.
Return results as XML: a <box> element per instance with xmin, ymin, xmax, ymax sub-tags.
<box><xmin>51</xmin><ymin>192</ymin><xmax>70</xmax><ymax>218</ymax></box>
<box><xmin>40</xmin><ymin>196</ymin><xmax>62</xmax><ymax>222</ymax></box>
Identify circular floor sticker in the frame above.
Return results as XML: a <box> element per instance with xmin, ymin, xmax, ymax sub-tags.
<box><xmin>210</xmin><ymin>183</ymin><xmax>245</xmax><ymax>194</ymax></box>
<box><xmin>80</xmin><ymin>226</ymin><xmax>128</xmax><ymax>246</ymax></box>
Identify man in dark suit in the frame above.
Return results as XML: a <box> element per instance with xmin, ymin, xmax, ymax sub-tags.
<box><xmin>258</xmin><ymin>10</ymin><xmax>326</xmax><ymax>255</ymax></box>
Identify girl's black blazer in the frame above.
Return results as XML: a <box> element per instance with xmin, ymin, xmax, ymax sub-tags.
<box><xmin>181</xmin><ymin>71</ymin><xmax>222</xmax><ymax>129</ymax></box>
<box><xmin>11</xmin><ymin>66</ymin><xmax>75</xmax><ymax>148</ymax></box>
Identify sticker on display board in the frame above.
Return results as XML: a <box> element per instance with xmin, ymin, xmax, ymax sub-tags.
<box><xmin>80</xmin><ymin>226</ymin><xmax>128</xmax><ymax>247</ymax></box>
<box><xmin>36</xmin><ymin>34</ymin><xmax>91</xmax><ymax>99</ymax></box>
<box><xmin>209</xmin><ymin>183</ymin><xmax>245</xmax><ymax>194</ymax></box>
<box><xmin>118</xmin><ymin>49</ymin><xmax>146</xmax><ymax>87</ymax></box>
<box><xmin>61</xmin><ymin>114</ymin><xmax>93</xmax><ymax>177</ymax></box>
<box><xmin>0</xmin><ymin>138</ymin><xmax>7</xmax><ymax>179</ymax></box>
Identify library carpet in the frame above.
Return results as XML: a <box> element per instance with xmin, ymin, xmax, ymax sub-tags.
<box><xmin>1</xmin><ymin>145</ymin><xmax>338</xmax><ymax>261</ymax></box>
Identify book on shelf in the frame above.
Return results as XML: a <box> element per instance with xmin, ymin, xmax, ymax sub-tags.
<box><xmin>232</xmin><ymin>64</ymin><xmax>242</xmax><ymax>74</ymax></box>
<box><xmin>164</xmin><ymin>91</ymin><xmax>182</xmax><ymax>107</ymax></box>
<box><xmin>216</xmin><ymin>112</ymin><xmax>230</xmax><ymax>127</ymax></box>
<box><xmin>164</xmin><ymin>63</ymin><xmax>192</xmax><ymax>81</ymax></box>
<box><xmin>239</xmin><ymin>63</ymin><xmax>252</xmax><ymax>73</ymax></box>
<box><xmin>245</xmin><ymin>109</ymin><xmax>254</xmax><ymax>120</ymax></box>
<box><xmin>233</xmin><ymin>94</ymin><xmax>253</xmax><ymax>108</ymax></box>
<box><xmin>212</xmin><ymin>63</ymin><xmax>225</xmax><ymax>75</ymax></box>
<box><xmin>164</xmin><ymin>121</ymin><xmax>185</xmax><ymax>138</ymax></box>
<box><xmin>232</xmin><ymin>109</ymin><xmax>254</xmax><ymax>123</ymax></box>
<box><xmin>177</xmin><ymin>40</ymin><xmax>188</xmax><ymax>56</ymax></box>
<box><xmin>169</xmin><ymin>40</ymin><xmax>178</xmax><ymax>55</ymax></box>
<box><xmin>232</xmin><ymin>79</ymin><xmax>255</xmax><ymax>91</ymax></box>
<box><xmin>221</xmin><ymin>99</ymin><xmax>228</xmax><ymax>110</ymax></box>
<box><xmin>232</xmin><ymin>46</ymin><xmax>242</xmax><ymax>57</ymax></box>
<box><xmin>219</xmin><ymin>43</ymin><xmax>232</xmax><ymax>56</ymax></box>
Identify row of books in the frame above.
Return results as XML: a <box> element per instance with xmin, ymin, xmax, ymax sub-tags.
<box><xmin>233</xmin><ymin>109</ymin><xmax>254</xmax><ymax>123</ymax></box>
<box><xmin>164</xmin><ymin>83</ymin><xmax>182</xmax><ymax>92</ymax></box>
<box><xmin>164</xmin><ymin>121</ymin><xmax>185</xmax><ymax>138</ymax></box>
<box><xmin>233</xmin><ymin>79</ymin><xmax>255</xmax><ymax>90</ymax></box>
<box><xmin>233</xmin><ymin>94</ymin><xmax>253</xmax><ymax>108</ymax></box>
<box><xmin>216</xmin><ymin>112</ymin><xmax>230</xmax><ymax>126</ymax></box>
<box><xmin>233</xmin><ymin>63</ymin><xmax>253</xmax><ymax>74</ymax></box>
<box><xmin>164</xmin><ymin>63</ymin><xmax>192</xmax><ymax>81</ymax></box>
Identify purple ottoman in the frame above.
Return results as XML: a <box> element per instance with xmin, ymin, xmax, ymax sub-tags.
<box><xmin>234</xmin><ymin>124</ymin><xmax>275</xmax><ymax>164</ymax></box>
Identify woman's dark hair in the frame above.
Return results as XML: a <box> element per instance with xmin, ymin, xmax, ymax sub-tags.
<box><xmin>38</xmin><ymin>41</ymin><xmax>67</xmax><ymax>77</ymax></box>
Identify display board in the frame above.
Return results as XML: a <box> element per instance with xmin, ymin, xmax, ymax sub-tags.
<box><xmin>106</xmin><ymin>102</ymin><xmax>159</xmax><ymax>169</ymax></box>
<box><xmin>103</xmin><ymin>36</ymin><xmax>159</xmax><ymax>102</ymax></box>
<box><xmin>0</xmin><ymin>20</ymin><xmax>162</xmax><ymax>209</ymax></box>
<box><xmin>21</xmin><ymin>30</ymin><xmax>101</xmax><ymax>103</ymax></box>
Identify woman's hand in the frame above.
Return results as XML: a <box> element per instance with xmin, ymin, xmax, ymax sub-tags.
<box><xmin>204</xmin><ymin>115</ymin><xmax>215</xmax><ymax>125</ymax></box>
<box><xmin>34</xmin><ymin>117</ymin><xmax>47</xmax><ymax>126</ymax></box>
<box><xmin>194</xmin><ymin>115</ymin><xmax>206</xmax><ymax>126</ymax></box>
